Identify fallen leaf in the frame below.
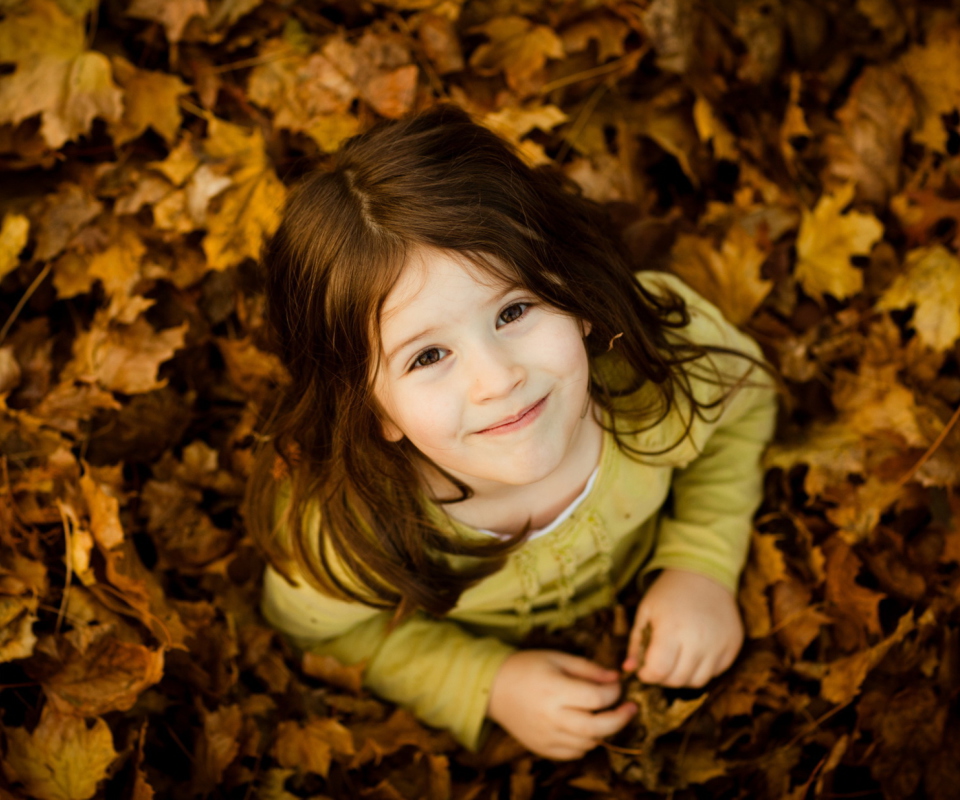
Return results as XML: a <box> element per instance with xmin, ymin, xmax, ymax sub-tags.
<box><xmin>897</xmin><ymin>25</ymin><xmax>960</xmax><ymax>152</ymax></box>
<box><xmin>273</xmin><ymin>716</ymin><xmax>355</xmax><ymax>777</ymax></box>
<box><xmin>817</xmin><ymin>611</ymin><xmax>916</xmax><ymax>705</ymax></box>
<box><xmin>302</xmin><ymin>651</ymin><xmax>366</xmax><ymax>693</ymax></box>
<box><xmin>201</xmin><ymin>117</ymin><xmax>286</xmax><ymax>270</ymax></box>
<box><xmin>62</xmin><ymin>315</ymin><xmax>188</xmax><ymax>395</ymax></box>
<box><xmin>0</xmin><ymin>0</ymin><xmax>123</xmax><ymax>149</ymax></box>
<box><xmin>470</xmin><ymin>17</ymin><xmax>564</xmax><ymax>95</ymax></box>
<box><xmin>0</xmin><ymin>213</ymin><xmax>30</xmax><ymax>282</ymax></box>
<box><xmin>693</xmin><ymin>94</ymin><xmax>738</xmax><ymax>162</ymax></box>
<box><xmin>109</xmin><ymin>57</ymin><xmax>189</xmax><ymax>145</ymax></box>
<box><xmin>822</xmin><ymin>64</ymin><xmax>915</xmax><ymax>205</ymax></box>
<box><xmin>193</xmin><ymin>704</ymin><xmax>242</xmax><ymax>794</ymax></box>
<box><xmin>876</xmin><ymin>245</ymin><xmax>960</xmax><ymax>352</ymax></box>
<box><xmin>668</xmin><ymin>225</ymin><xmax>772</xmax><ymax>326</ymax></box>
<box><xmin>43</xmin><ymin>628</ymin><xmax>165</xmax><ymax>716</ymax></box>
<box><xmin>126</xmin><ymin>0</ymin><xmax>210</xmax><ymax>45</ymax></box>
<box><xmin>2</xmin><ymin>706</ymin><xmax>117</xmax><ymax>800</ymax></box>
<box><xmin>417</xmin><ymin>14</ymin><xmax>465</xmax><ymax>75</ymax></box>
<box><xmin>561</xmin><ymin>13</ymin><xmax>629</xmax><ymax>61</ymax></box>
<box><xmin>795</xmin><ymin>182</ymin><xmax>883</xmax><ymax>301</ymax></box>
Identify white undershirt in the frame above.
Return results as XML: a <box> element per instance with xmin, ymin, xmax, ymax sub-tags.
<box><xmin>476</xmin><ymin>466</ymin><xmax>600</xmax><ymax>542</ymax></box>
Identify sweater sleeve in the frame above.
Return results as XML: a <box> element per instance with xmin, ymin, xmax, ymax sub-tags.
<box><xmin>261</xmin><ymin>563</ymin><xmax>516</xmax><ymax>751</ymax></box>
<box><xmin>636</xmin><ymin>272</ymin><xmax>778</xmax><ymax>592</ymax></box>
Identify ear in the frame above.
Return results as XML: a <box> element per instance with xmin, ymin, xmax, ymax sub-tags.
<box><xmin>381</xmin><ymin>417</ymin><xmax>404</xmax><ymax>442</ymax></box>
<box><xmin>581</xmin><ymin>319</ymin><xmax>593</xmax><ymax>337</ymax></box>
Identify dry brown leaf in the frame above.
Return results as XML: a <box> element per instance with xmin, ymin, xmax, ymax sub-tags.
<box><xmin>34</xmin><ymin>183</ymin><xmax>103</xmax><ymax>262</ymax></box>
<box><xmin>193</xmin><ymin>704</ymin><xmax>242</xmax><ymax>794</ymax></box>
<box><xmin>43</xmin><ymin>628</ymin><xmax>165</xmax><ymax>716</ymax></box>
<box><xmin>740</xmin><ymin>532</ymin><xmax>789</xmax><ymax>638</ymax></box>
<box><xmin>877</xmin><ymin>245</ymin><xmax>960</xmax><ymax>352</ymax></box>
<box><xmin>247</xmin><ymin>38</ymin><xmax>359</xmax><ymax>149</ymax></box>
<box><xmin>693</xmin><ymin>94</ymin><xmax>738</xmax><ymax>162</ymax></box>
<box><xmin>771</xmin><ymin>577</ymin><xmax>830</xmax><ymax>660</ymax></box>
<box><xmin>1</xmin><ymin>706</ymin><xmax>117</xmax><ymax>800</ymax></box>
<box><xmin>561</xmin><ymin>13</ymin><xmax>629</xmax><ymax>61</ymax></box>
<box><xmin>201</xmin><ymin>117</ymin><xmax>286</xmax><ymax>270</ymax></box>
<box><xmin>273</xmin><ymin>716</ymin><xmax>355</xmax><ymax>777</ymax></box>
<box><xmin>63</xmin><ymin>315</ymin><xmax>188</xmax><ymax>395</ymax></box>
<box><xmin>668</xmin><ymin>225</ymin><xmax>772</xmax><ymax>326</ymax></box>
<box><xmin>0</xmin><ymin>0</ymin><xmax>123</xmax><ymax>149</ymax></box>
<box><xmin>302</xmin><ymin>651</ymin><xmax>366</xmax><ymax>693</ymax></box>
<box><xmin>897</xmin><ymin>25</ymin><xmax>960</xmax><ymax>152</ymax></box>
<box><xmin>795</xmin><ymin>182</ymin><xmax>883</xmax><ymax>301</ymax></box>
<box><xmin>0</xmin><ymin>213</ymin><xmax>29</xmax><ymax>282</ymax></box>
<box><xmin>417</xmin><ymin>14</ymin><xmax>465</xmax><ymax>75</ymax></box>
<box><xmin>126</xmin><ymin>0</ymin><xmax>210</xmax><ymax>45</ymax></box>
<box><xmin>0</xmin><ymin>598</ymin><xmax>38</xmax><ymax>663</ymax></box>
<box><xmin>470</xmin><ymin>16</ymin><xmax>564</xmax><ymax>95</ymax></box>
<box><xmin>822</xmin><ymin>65</ymin><xmax>915</xmax><ymax>205</ymax></box>
<box><xmin>817</xmin><ymin>610</ymin><xmax>918</xmax><ymax>705</ymax></box>
<box><xmin>109</xmin><ymin>57</ymin><xmax>189</xmax><ymax>145</ymax></box>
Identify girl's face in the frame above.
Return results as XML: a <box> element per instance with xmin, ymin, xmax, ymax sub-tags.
<box><xmin>373</xmin><ymin>248</ymin><xmax>596</xmax><ymax>495</ymax></box>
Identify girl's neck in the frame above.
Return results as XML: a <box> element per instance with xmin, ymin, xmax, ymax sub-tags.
<box><xmin>421</xmin><ymin>405</ymin><xmax>605</xmax><ymax>536</ymax></box>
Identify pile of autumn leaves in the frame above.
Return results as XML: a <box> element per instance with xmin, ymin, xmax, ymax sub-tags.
<box><xmin>1</xmin><ymin>0</ymin><xmax>960</xmax><ymax>797</ymax></box>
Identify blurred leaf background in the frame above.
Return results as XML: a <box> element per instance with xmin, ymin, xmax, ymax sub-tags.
<box><xmin>1</xmin><ymin>0</ymin><xmax>960</xmax><ymax>797</ymax></box>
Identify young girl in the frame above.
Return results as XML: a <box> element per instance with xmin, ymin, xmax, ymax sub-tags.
<box><xmin>247</xmin><ymin>105</ymin><xmax>777</xmax><ymax>761</ymax></box>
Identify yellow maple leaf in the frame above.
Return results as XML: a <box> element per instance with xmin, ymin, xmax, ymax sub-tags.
<box><xmin>669</xmin><ymin>225</ymin><xmax>772</xmax><ymax>326</ymax></box>
<box><xmin>897</xmin><ymin>25</ymin><xmax>960</xmax><ymax>152</ymax></box>
<box><xmin>0</xmin><ymin>213</ymin><xmax>29</xmax><ymax>282</ymax></box>
<box><xmin>470</xmin><ymin>16</ymin><xmax>564</xmax><ymax>94</ymax></box>
<box><xmin>109</xmin><ymin>57</ymin><xmax>189</xmax><ymax>145</ymax></box>
<box><xmin>201</xmin><ymin>118</ymin><xmax>286</xmax><ymax>270</ymax></box>
<box><xmin>247</xmin><ymin>38</ymin><xmax>359</xmax><ymax>150</ymax></box>
<box><xmin>876</xmin><ymin>245</ymin><xmax>960</xmax><ymax>352</ymax></box>
<box><xmin>2</xmin><ymin>706</ymin><xmax>117</xmax><ymax>800</ymax></box>
<box><xmin>0</xmin><ymin>0</ymin><xmax>123</xmax><ymax>149</ymax></box>
<box><xmin>482</xmin><ymin>104</ymin><xmax>568</xmax><ymax>165</ymax></box>
<box><xmin>274</xmin><ymin>717</ymin><xmax>355</xmax><ymax>777</ymax></box>
<box><xmin>795</xmin><ymin>182</ymin><xmax>883</xmax><ymax>301</ymax></box>
<box><xmin>693</xmin><ymin>94</ymin><xmax>738</xmax><ymax>162</ymax></box>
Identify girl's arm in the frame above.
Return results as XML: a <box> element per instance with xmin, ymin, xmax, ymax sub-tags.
<box><xmin>262</xmin><ymin>564</ymin><xmax>515</xmax><ymax>751</ymax></box>
<box><xmin>624</xmin><ymin>272</ymin><xmax>778</xmax><ymax>682</ymax></box>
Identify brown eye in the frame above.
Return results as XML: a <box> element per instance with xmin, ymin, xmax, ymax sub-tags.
<box><xmin>412</xmin><ymin>347</ymin><xmax>444</xmax><ymax>369</ymax></box>
<box><xmin>498</xmin><ymin>303</ymin><xmax>529</xmax><ymax>326</ymax></box>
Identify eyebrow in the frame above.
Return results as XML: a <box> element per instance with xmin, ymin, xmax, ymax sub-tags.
<box><xmin>383</xmin><ymin>282</ymin><xmax>525</xmax><ymax>366</ymax></box>
<box><xmin>385</xmin><ymin>326</ymin><xmax>441</xmax><ymax>365</ymax></box>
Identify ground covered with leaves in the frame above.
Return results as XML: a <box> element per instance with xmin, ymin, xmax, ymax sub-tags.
<box><xmin>1</xmin><ymin>0</ymin><xmax>960</xmax><ymax>797</ymax></box>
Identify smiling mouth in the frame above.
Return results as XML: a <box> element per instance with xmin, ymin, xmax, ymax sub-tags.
<box><xmin>477</xmin><ymin>395</ymin><xmax>548</xmax><ymax>434</ymax></box>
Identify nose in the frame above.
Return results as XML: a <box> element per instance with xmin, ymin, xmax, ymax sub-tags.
<box><xmin>468</xmin><ymin>339</ymin><xmax>524</xmax><ymax>404</ymax></box>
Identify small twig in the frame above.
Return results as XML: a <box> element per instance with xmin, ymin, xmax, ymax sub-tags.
<box><xmin>0</xmin><ymin>262</ymin><xmax>52</xmax><ymax>346</ymax></box>
<box><xmin>601</xmin><ymin>741</ymin><xmax>645</xmax><ymax>755</ymax></box>
<box><xmin>55</xmin><ymin>500</ymin><xmax>74</xmax><ymax>636</ymax></box>
<box><xmin>896</xmin><ymin>401</ymin><xmax>960</xmax><ymax>488</ymax></box>
<box><xmin>539</xmin><ymin>53</ymin><xmax>638</xmax><ymax>94</ymax></box>
<box><xmin>211</xmin><ymin>48</ymin><xmax>299</xmax><ymax>74</ymax></box>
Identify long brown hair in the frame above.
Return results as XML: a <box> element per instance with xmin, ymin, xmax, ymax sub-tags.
<box><xmin>245</xmin><ymin>104</ymin><xmax>762</xmax><ymax>616</ymax></box>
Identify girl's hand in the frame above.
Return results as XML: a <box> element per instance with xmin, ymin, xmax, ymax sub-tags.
<box><xmin>622</xmin><ymin>569</ymin><xmax>744</xmax><ymax>687</ymax></box>
<box><xmin>487</xmin><ymin>650</ymin><xmax>636</xmax><ymax>760</ymax></box>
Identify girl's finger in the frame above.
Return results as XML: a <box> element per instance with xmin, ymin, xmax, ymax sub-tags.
<box><xmin>687</xmin><ymin>656</ymin><xmax>716</xmax><ymax>689</ymax></box>
<box><xmin>561</xmin><ymin>675</ymin><xmax>623</xmax><ymax>711</ymax></box>
<box><xmin>550</xmin><ymin>651</ymin><xmax>620</xmax><ymax>683</ymax></box>
<box><xmin>637</xmin><ymin>634</ymin><xmax>680</xmax><ymax>684</ymax></box>
<box><xmin>585</xmin><ymin>701</ymin><xmax>637</xmax><ymax>740</ymax></box>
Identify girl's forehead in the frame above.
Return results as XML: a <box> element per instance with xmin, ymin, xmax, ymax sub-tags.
<box><xmin>379</xmin><ymin>248</ymin><xmax>517</xmax><ymax>322</ymax></box>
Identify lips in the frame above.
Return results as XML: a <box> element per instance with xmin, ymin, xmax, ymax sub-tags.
<box><xmin>477</xmin><ymin>395</ymin><xmax>547</xmax><ymax>434</ymax></box>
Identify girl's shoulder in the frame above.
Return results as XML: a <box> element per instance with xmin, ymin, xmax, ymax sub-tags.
<box><xmin>607</xmin><ymin>271</ymin><xmax>774</xmax><ymax>466</ymax></box>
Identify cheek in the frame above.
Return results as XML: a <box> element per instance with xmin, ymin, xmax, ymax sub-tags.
<box><xmin>385</xmin><ymin>382</ymin><xmax>461</xmax><ymax>446</ymax></box>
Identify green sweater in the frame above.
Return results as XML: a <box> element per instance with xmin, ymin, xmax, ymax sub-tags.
<box><xmin>260</xmin><ymin>272</ymin><xmax>777</xmax><ymax>750</ymax></box>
